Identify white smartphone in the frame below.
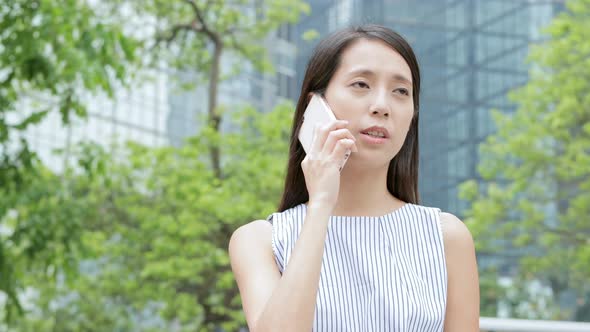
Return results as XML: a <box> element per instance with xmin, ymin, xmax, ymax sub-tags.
<box><xmin>298</xmin><ymin>94</ymin><xmax>351</xmax><ymax>169</ymax></box>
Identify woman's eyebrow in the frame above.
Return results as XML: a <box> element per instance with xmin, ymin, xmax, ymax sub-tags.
<box><xmin>391</xmin><ymin>73</ymin><xmax>412</xmax><ymax>85</ymax></box>
<box><xmin>347</xmin><ymin>68</ymin><xmax>412</xmax><ymax>85</ymax></box>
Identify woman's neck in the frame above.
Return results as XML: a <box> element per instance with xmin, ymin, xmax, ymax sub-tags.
<box><xmin>332</xmin><ymin>163</ymin><xmax>405</xmax><ymax>216</ymax></box>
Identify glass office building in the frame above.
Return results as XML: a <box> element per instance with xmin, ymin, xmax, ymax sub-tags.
<box><xmin>166</xmin><ymin>28</ymin><xmax>298</xmax><ymax>147</ymax></box>
<box><xmin>19</xmin><ymin>71</ymin><xmax>170</xmax><ymax>172</ymax></box>
<box><xmin>293</xmin><ymin>0</ymin><xmax>564</xmax><ymax>216</ymax></box>
<box><xmin>21</xmin><ymin>29</ymin><xmax>297</xmax><ymax>170</ymax></box>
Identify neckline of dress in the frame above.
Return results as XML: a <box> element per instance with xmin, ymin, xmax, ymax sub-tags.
<box><xmin>301</xmin><ymin>202</ymin><xmax>412</xmax><ymax>220</ymax></box>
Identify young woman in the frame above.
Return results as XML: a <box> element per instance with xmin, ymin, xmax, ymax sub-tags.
<box><xmin>229</xmin><ymin>24</ymin><xmax>480</xmax><ymax>332</ymax></box>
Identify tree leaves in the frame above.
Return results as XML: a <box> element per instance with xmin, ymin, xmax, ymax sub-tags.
<box><xmin>460</xmin><ymin>0</ymin><xmax>590</xmax><ymax>320</ymax></box>
<box><xmin>40</xmin><ymin>102</ymin><xmax>288</xmax><ymax>330</ymax></box>
<box><xmin>0</xmin><ymin>0</ymin><xmax>140</xmax><ymax>319</ymax></box>
<box><xmin>1</xmin><ymin>0</ymin><xmax>306</xmax><ymax>328</ymax></box>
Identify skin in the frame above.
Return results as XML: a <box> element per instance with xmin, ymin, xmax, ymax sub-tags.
<box><xmin>229</xmin><ymin>38</ymin><xmax>480</xmax><ymax>332</ymax></box>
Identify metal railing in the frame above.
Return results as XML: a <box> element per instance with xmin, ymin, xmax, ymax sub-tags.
<box><xmin>480</xmin><ymin>317</ymin><xmax>590</xmax><ymax>332</ymax></box>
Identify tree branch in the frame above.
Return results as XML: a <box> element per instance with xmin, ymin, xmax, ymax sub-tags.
<box><xmin>225</xmin><ymin>23</ymin><xmax>257</xmax><ymax>36</ymax></box>
<box><xmin>152</xmin><ymin>22</ymin><xmax>198</xmax><ymax>50</ymax></box>
<box><xmin>184</xmin><ymin>0</ymin><xmax>219</xmax><ymax>42</ymax></box>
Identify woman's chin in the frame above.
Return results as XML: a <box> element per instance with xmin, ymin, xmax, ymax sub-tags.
<box><xmin>343</xmin><ymin>157</ymin><xmax>392</xmax><ymax>172</ymax></box>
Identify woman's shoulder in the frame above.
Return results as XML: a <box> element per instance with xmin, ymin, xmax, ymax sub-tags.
<box><xmin>437</xmin><ymin>211</ymin><xmax>475</xmax><ymax>253</ymax></box>
<box><xmin>400</xmin><ymin>202</ymin><xmax>442</xmax><ymax>221</ymax></box>
<box><xmin>401</xmin><ymin>203</ymin><xmax>440</xmax><ymax>213</ymax></box>
<box><xmin>265</xmin><ymin>203</ymin><xmax>306</xmax><ymax>224</ymax></box>
<box><xmin>229</xmin><ymin>204</ymin><xmax>306</xmax><ymax>247</ymax></box>
<box><xmin>402</xmin><ymin>204</ymin><xmax>473</xmax><ymax>246</ymax></box>
<box><xmin>229</xmin><ymin>219</ymin><xmax>272</xmax><ymax>252</ymax></box>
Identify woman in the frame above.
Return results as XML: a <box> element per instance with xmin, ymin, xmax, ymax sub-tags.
<box><xmin>229</xmin><ymin>24</ymin><xmax>480</xmax><ymax>332</ymax></box>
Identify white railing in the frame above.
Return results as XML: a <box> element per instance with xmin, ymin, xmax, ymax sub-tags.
<box><xmin>480</xmin><ymin>317</ymin><xmax>590</xmax><ymax>332</ymax></box>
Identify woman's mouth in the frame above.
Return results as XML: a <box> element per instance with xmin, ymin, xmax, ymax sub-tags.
<box><xmin>360</xmin><ymin>132</ymin><xmax>388</xmax><ymax>144</ymax></box>
<box><xmin>360</xmin><ymin>126</ymin><xmax>390</xmax><ymax>144</ymax></box>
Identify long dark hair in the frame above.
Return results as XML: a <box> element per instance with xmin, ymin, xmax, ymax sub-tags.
<box><xmin>278</xmin><ymin>24</ymin><xmax>421</xmax><ymax>212</ymax></box>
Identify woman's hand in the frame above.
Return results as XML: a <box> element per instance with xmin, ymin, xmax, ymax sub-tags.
<box><xmin>301</xmin><ymin>120</ymin><xmax>358</xmax><ymax>210</ymax></box>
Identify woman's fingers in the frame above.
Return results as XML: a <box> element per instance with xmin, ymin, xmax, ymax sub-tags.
<box><xmin>331</xmin><ymin>138</ymin><xmax>356</xmax><ymax>169</ymax></box>
<box><xmin>321</xmin><ymin>128</ymin><xmax>357</xmax><ymax>156</ymax></box>
<box><xmin>309</xmin><ymin>120</ymin><xmax>350</xmax><ymax>158</ymax></box>
<box><xmin>306</xmin><ymin>119</ymin><xmax>358</xmax><ymax>173</ymax></box>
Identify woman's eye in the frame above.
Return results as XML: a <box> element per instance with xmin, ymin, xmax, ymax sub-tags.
<box><xmin>352</xmin><ymin>82</ymin><xmax>369</xmax><ymax>89</ymax></box>
<box><xmin>394</xmin><ymin>88</ymin><xmax>409</xmax><ymax>96</ymax></box>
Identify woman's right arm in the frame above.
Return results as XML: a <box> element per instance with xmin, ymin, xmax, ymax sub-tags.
<box><xmin>229</xmin><ymin>203</ymin><xmax>331</xmax><ymax>332</ymax></box>
<box><xmin>229</xmin><ymin>120</ymin><xmax>357</xmax><ymax>332</ymax></box>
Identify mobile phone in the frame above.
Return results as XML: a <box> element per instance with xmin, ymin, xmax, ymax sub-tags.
<box><xmin>298</xmin><ymin>94</ymin><xmax>351</xmax><ymax>169</ymax></box>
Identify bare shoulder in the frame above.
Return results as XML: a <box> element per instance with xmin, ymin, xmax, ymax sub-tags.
<box><xmin>229</xmin><ymin>219</ymin><xmax>273</xmax><ymax>254</ymax></box>
<box><xmin>439</xmin><ymin>212</ymin><xmax>475</xmax><ymax>251</ymax></box>
<box><xmin>439</xmin><ymin>212</ymin><xmax>480</xmax><ymax>331</ymax></box>
<box><xmin>229</xmin><ymin>219</ymin><xmax>280</xmax><ymax>329</ymax></box>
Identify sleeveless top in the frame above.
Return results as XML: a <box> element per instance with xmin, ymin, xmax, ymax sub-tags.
<box><xmin>266</xmin><ymin>203</ymin><xmax>447</xmax><ymax>332</ymax></box>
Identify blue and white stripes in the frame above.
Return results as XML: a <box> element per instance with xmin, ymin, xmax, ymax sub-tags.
<box><xmin>267</xmin><ymin>203</ymin><xmax>447</xmax><ymax>332</ymax></box>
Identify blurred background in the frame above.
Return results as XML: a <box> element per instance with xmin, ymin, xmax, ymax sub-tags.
<box><xmin>1</xmin><ymin>0</ymin><xmax>589</xmax><ymax>331</ymax></box>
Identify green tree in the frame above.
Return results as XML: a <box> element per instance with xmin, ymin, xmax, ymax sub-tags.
<box><xmin>478</xmin><ymin>268</ymin><xmax>506</xmax><ymax>318</ymax></box>
<box><xmin>0</xmin><ymin>0</ymin><xmax>139</xmax><ymax>320</ymax></box>
<box><xmin>3</xmin><ymin>0</ymin><xmax>309</xmax><ymax>328</ymax></box>
<box><xmin>123</xmin><ymin>0</ymin><xmax>309</xmax><ymax>178</ymax></box>
<box><xmin>459</xmin><ymin>0</ymin><xmax>590</xmax><ymax>320</ymax></box>
<box><xmin>2</xmin><ymin>141</ymin><xmax>150</xmax><ymax>331</ymax></box>
<box><xmin>5</xmin><ymin>103</ymin><xmax>292</xmax><ymax>331</ymax></box>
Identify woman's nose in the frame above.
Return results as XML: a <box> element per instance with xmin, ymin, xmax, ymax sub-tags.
<box><xmin>369</xmin><ymin>93</ymin><xmax>390</xmax><ymax>117</ymax></box>
<box><xmin>371</xmin><ymin>108</ymin><xmax>389</xmax><ymax>117</ymax></box>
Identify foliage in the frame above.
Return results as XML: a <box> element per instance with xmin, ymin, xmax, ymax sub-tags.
<box><xmin>0</xmin><ymin>0</ymin><xmax>139</xmax><ymax>186</ymax></box>
<box><xmin>0</xmin><ymin>0</ymin><xmax>139</xmax><ymax>318</ymax></box>
<box><xmin>133</xmin><ymin>0</ymin><xmax>310</xmax><ymax>75</ymax></box>
<box><xmin>1</xmin><ymin>0</ymin><xmax>308</xmax><ymax>326</ymax></box>
<box><xmin>459</xmin><ymin>0</ymin><xmax>590</xmax><ymax>320</ymax></box>
<box><xmin>3</xmin><ymin>103</ymin><xmax>292</xmax><ymax>331</ymax></box>
<box><xmin>116</xmin><ymin>0</ymin><xmax>309</xmax><ymax>178</ymax></box>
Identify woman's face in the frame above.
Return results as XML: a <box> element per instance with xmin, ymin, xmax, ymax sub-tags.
<box><xmin>324</xmin><ymin>38</ymin><xmax>414</xmax><ymax>169</ymax></box>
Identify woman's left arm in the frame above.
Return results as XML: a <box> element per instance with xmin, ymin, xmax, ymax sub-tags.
<box><xmin>440</xmin><ymin>212</ymin><xmax>480</xmax><ymax>332</ymax></box>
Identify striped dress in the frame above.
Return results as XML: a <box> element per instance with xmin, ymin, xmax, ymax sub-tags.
<box><xmin>267</xmin><ymin>203</ymin><xmax>447</xmax><ymax>332</ymax></box>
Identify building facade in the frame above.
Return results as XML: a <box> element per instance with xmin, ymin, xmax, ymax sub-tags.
<box><xmin>166</xmin><ymin>28</ymin><xmax>298</xmax><ymax>147</ymax></box>
<box><xmin>22</xmin><ymin>29</ymin><xmax>297</xmax><ymax>170</ymax></box>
